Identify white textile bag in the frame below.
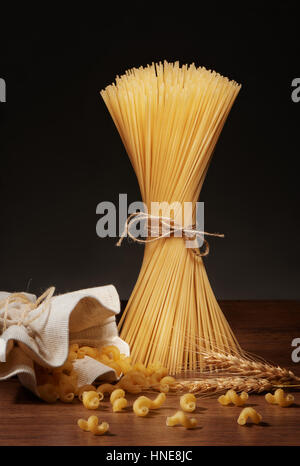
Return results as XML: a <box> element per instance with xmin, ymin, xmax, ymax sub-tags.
<box><xmin>0</xmin><ymin>285</ymin><xmax>129</xmax><ymax>397</ymax></box>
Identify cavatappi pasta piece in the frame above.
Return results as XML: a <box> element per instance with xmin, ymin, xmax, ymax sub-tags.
<box><xmin>69</xmin><ymin>343</ymin><xmax>79</xmax><ymax>352</ymax></box>
<box><xmin>150</xmin><ymin>393</ymin><xmax>166</xmax><ymax>409</ymax></box>
<box><xmin>237</xmin><ymin>407</ymin><xmax>262</xmax><ymax>426</ymax></box>
<box><xmin>77</xmin><ymin>346</ymin><xmax>99</xmax><ymax>359</ymax></box>
<box><xmin>218</xmin><ymin>389</ymin><xmax>249</xmax><ymax>406</ymax></box>
<box><xmin>110</xmin><ymin>388</ymin><xmax>126</xmax><ymax>404</ymax></box>
<box><xmin>180</xmin><ymin>393</ymin><xmax>196</xmax><ymax>412</ymax></box>
<box><xmin>96</xmin><ymin>354</ymin><xmax>112</xmax><ymax>365</ymax></box>
<box><xmin>58</xmin><ymin>382</ymin><xmax>75</xmax><ymax>403</ymax></box>
<box><xmin>265</xmin><ymin>388</ymin><xmax>294</xmax><ymax>407</ymax></box>
<box><xmin>108</xmin><ymin>361</ymin><xmax>122</xmax><ymax>377</ymax></box>
<box><xmin>37</xmin><ymin>384</ymin><xmax>59</xmax><ymax>403</ymax></box>
<box><xmin>120</xmin><ymin>353</ymin><xmax>132</xmax><ymax>362</ymax></box>
<box><xmin>127</xmin><ymin>370</ymin><xmax>149</xmax><ymax>387</ymax></box>
<box><xmin>133</xmin><ymin>393</ymin><xmax>166</xmax><ymax>417</ymax></box>
<box><xmin>133</xmin><ymin>363</ymin><xmax>151</xmax><ymax>377</ymax></box>
<box><xmin>159</xmin><ymin>376</ymin><xmax>176</xmax><ymax>393</ymax></box>
<box><xmin>117</xmin><ymin>359</ymin><xmax>132</xmax><ymax>374</ymax></box>
<box><xmin>68</xmin><ymin>343</ymin><xmax>79</xmax><ymax>362</ymax></box>
<box><xmin>92</xmin><ymin>421</ymin><xmax>109</xmax><ymax>436</ymax></box>
<box><xmin>82</xmin><ymin>391</ymin><xmax>101</xmax><ymax>410</ymax></box>
<box><xmin>133</xmin><ymin>396</ymin><xmax>152</xmax><ymax>417</ymax></box>
<box><xmin>58</xmin><ymin>370</ymin><xmax>78</xmax><ymax>386</ymax></box>
<box><xmin>166</xmin><ymin>411</ymin><xmax>197</xmax><ymax>429</ymax></box>
<box><xmin>149</xmin><ymin>367</ymin><xmax>169</xmax><ymax>385</ymax></box>
<box><xmin>77</xmin><ymin>416</ymin><xmax>96</xmax><ymax>431</ymax></box>
<box><xmin>112</xmin><ymin>397</ymin><xmax>128</xmax><ymax>412</ymax></box>
<box><xmin>59</xmin><ymin>371</ymin><xmax>77</xmax><ymax>387</ymax></box>
<box><xmin>77</xmin><ymin>416</ymin><xmax>109</xmax><ymax>435</ymax></box>
<box><xmin>118</xmin><ymin>374</ymin><xmax>142</xmax><ymax>394</ymax></box>
<box><xmin>77</xmin><ymin>385</ymin><xmax>97</xmax><ymax>401</ymax></box>
<box><xmin>100</xmin><ymin>345</ymin><xmax>121</xmax><ymax>361</ymax></box>
<box><xmin>147</xmin><ymin>362</ymin><xmax>164</xmax><ymax>375</ymax></box>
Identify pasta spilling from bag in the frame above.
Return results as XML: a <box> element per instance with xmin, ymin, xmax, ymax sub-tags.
<box><xmin>0</xmin><ymin>285</ymin><xmax>129</xmax><ymax>398</ymax></box>
<box><xmin>101</xmin><ymin>61</ymin><xmax>242</xmax><ymax>373</ymax></box>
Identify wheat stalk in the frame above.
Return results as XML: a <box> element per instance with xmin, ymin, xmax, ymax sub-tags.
<box><xmin>175</xmin><ymin>376</ymin><xmax>273</xmax><ymax>395</ymax></box>
<box><xmin>199</xmin><ymin>350</ymin><xmax>300</xmax><ymax>384</ymax></box>
<box><xmin>173</xmin><ymin>348</ymin><xmax>300</xmax><ymax>395</ymax></box>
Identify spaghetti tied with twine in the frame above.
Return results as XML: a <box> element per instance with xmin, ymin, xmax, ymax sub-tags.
<box><xmin>0</xmin><ymin>286</ymin><xmax>55</xmax><ymax>334</ymax></box>
<box><xmin>116</xmin><ymin>212</ymin><xmax>224</xmax><ymax>257</ymax></box>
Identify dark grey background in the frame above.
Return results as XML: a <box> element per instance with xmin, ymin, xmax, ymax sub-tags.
<box><xmin>0</xmin><ymin>7</ymin><xmax>299</xmax><ymax>300</ymax></box>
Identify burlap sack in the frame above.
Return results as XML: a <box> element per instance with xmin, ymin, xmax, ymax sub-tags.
<box><xmin>0</xmin><ymin>285</ymin><xmax>129</xmax><ymax>397</ymax></box>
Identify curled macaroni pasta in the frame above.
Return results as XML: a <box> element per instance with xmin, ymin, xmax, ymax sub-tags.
<box><xmin>117</xmin><ymin>359</ymin><xmax>132</xmax><ymax>375</ymax></box>
<box><xmin>118</xmin><ymin>374</ymin><xmax>142</xmax><ymax>394</ymax></box>
<box><xmin>218</xmin><ymin>389</ymin><xmax>249</xmax><ymax>406</ymax></box>
<box><xmin>265</xmin><ymin>388</ymin><xmax>294</xmax><ymax>407</ymax></box>
<box><xmin>69</xmin><ymin>343</ymin><xmax>79</xmax><ymax>352</ymax></box>
<box><xmin>91</xmin><ymin>422</ymin><xmax>109</xmax><ymax>436</ymax></box>
<box><xmin>127</xmin><ymin>370</ymin><xmax>149</xmax><ymax>387</ymax></box>
<box><xmin>237</xmin><ymin>407</ymin><xmax>262</xmax><ymax>425</ymax></box>
<box><xmin>120</xmin><ymin>353</ymin><xmax>132</xmax><ymax>362</ymax></box>
<box><xmin>77</xmin><ymin>416</ymin><xmax>109</xmax><ymax>435</ymax></box>
<box><xmin>112</xmin><ymin>397</ymin><xmax>128</xmax><ymax>412</ymax></box>
<box><xmin>150</xmin><ymin>393</ymin><xmax>166</xmax><ymax>409</ymax></box>
<box><xmin>77</xmin><ymin>346</ymin><xmax>99</xmax><ymax>359</ymax></box>
<box><xmin>180</xmin><ymin>393</ymin><xmax>196</xmax><ymax>412</ymax></box>
<box><xmin>97</xmin><ymin>354</ymin><xmax>112</xmax><ymax>365</ymax></box>
<box><xmin>110</xmin><ymin>388</ymin><xmax>126</xmax><ymax>404</ymax></box>
<box><xmin>82</xmin><ymin>391</ymin><xmax>101</xmax><ymax>410</ymax></box>
<box><xmin>58</xmin><ymin>383</ymin><xmax>75</xmax><ymax>403</ymax></box>
<box><xmin>159</xmin><ymin>376</ymin><xmax>176</xmax><ymax>393</ymax></box>
<box><xmin>166</xmin><ymin>411</ymin><xmax>197</xmax><ymax>429</ymax></box>
<box><xmin>133</xmin><ymin>363</ymin><xmax>151</xmax><ymax>376</ymax></box>
<box><xmin>147</xmin><ymin>362</ymin><xmax>164</xmax><ymax>375</ymax></box>
<box><xmin>36</xmin><ymin>343</ymin><xmax>178</xmax><ymax>405</ymax></box>
<box><xmin>100</xmin><ymin>345</ymin><xmax>121</xmax><ymax>361</ymax></box>
<box><xmin>133</xmin><ymin>396</ymin><xmax>152</xmax><ymax>417</ymax></box>
<box><xmin>58</xmin><ymin>372</ymin><xmax>78</xmax><ymax>392</ymax></box>
<box><xmin>149</xmin><ymin>367</ymin><xmax>168</xmax><ymax>385</ymax></box>
<box><xmin>110</xmin><ymin>387</ymin><xmax>127</xmax><ymax>412</ymax></box>
<box><xmin>133</xmin><ymin>393</ymin><xmax>166</xmax><ymax>417</ymax></box>
<box><xmin>77</xmin><ymin>385</ymin><xmax>97</xmax><ymax>401</ymax></box>
<box><xmin>68</xmin><ymin>343</ymin><xmax>79</xmax><ymax>362</ymax></box>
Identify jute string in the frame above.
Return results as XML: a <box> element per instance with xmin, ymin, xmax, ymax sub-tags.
<box><xmin>116</xmin><ymin>212</ymin><xmax>224</xmax><ymax>257</ymax></box>
<box><xmin>0</xmin><ymin>287</ymin><xmax>55</xmax><ymax>335</ymax></box>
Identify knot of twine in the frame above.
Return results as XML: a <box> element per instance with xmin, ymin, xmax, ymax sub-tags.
<box><xmin>0</xmin><ymin>286</ymin><xmax>55</xmax><ymax>335</ymax></box>
<box><xmin>116</xmin><ymin>212</ymin><xmax>224</xmax><ymax>257</ymax></box>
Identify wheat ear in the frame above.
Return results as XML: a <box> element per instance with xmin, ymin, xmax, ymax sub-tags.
<box><xmin>175</xmin><ymin>377</ymin><xmax>273</xmax><ymax>395</ymax></box>
<box><xmin>199</xmin><ymin>350</ymin><xmax>300</xmax><ymax>385</ymax></box>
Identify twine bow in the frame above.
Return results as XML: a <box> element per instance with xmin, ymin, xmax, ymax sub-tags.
<box><xmin>0</xmin><ymin>287</ymin><xmax>55</xmax><ymax>335</ymax></box>
<box><xmin>116</xmin><ymin>212</ymin><xmax>224</xmax><ymax>257</ymax></box>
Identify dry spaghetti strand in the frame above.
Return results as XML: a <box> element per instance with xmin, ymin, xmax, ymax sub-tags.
<box><xmin>101</xmin><ymin>61</ymin><xmax>241</xmax><ymax>373</ymax></box>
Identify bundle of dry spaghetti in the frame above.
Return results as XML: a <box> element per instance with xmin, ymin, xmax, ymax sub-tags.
<box><xmin>101</xmin><ymin>61</ymin><xmax>242</xmax><ymax>374</ymax></box>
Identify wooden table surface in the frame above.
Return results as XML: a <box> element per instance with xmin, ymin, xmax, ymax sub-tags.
<box><xmin>0</xmin><ymin>301</ymin><xmax>299</xmax><ymax>446</ymax></box>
